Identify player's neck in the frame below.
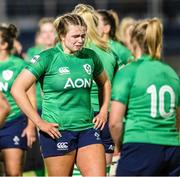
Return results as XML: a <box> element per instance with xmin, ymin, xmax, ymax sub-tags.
<box><xmin>0</xmin><ymin>51</ymin><xmax>9</xmax><ymax>61</ymax></box>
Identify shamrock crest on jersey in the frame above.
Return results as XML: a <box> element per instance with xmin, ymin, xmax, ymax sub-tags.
<box><xmin>83</xmin><ymin>64</ymin><xmax>91</xmax><ymax>75</ymax></box>
<box><xmin>2</xmin><ymin>70</ymin><xmax>13</xmax><ymax>81</ymax></box>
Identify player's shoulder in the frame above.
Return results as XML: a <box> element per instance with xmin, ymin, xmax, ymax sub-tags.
<box><xmin>39</xmin><ymin>47</ymin><xmax>59</xmax><ymax>57</ymax></box>
<box><xmin>80</xmin><ymin>47</ymin><xmax>97</xmax><ymax>56</ymax></box>
<box><xmin>10</xmin><ymin>55</ymin><xmax>26</xmax><ymax>64</ymax></box>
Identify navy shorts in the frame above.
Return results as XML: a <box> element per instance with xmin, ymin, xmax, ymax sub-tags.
<box><xmin>0</xmin><ymin>115</ymin><xmax>28</xmax><ymax>150</ymax></box>
<box><xmin>94</xmin><ymin>112</ymin><xmax>114</xmax><ymax>153</ymax></box>
<box><xmin>39</xmin><ymin>128</ymin><xmax>103</xmax><ymax>158</ymax></box>
<box><xmin>116</xmin><ymin>143</ymin><xmax>180</xmax><ymax>176</ymax></box>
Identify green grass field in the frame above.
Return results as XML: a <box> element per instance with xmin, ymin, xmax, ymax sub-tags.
<box><xmin>23</xmin><ymin>171</ymin><xmax>37</xmax><ymax>176</ymax></box>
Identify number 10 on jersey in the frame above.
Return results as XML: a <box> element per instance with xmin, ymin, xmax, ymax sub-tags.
<box><xmin>147</xmin><ymin>84</ymin><xmax>175</xmax><ymax>118</ymax></box>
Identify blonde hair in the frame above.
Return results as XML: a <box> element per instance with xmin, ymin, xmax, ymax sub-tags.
<box><xmin>54</xmin><ymin>13</ymin><xmax>87</xmax><ymax>41</ymax></box>
<box><xmin>73</xmin><ymin>4</ymin><xmax>109</xmax><ymax>51</ymax></box>
<box><xmin>131</xmin><ymin>18</ymin><xmax>162</xmax><ymax>59</ymax></box>
<box><xmin>38</xmin><ymin>17</ymin><xmax>54</xmax><ymax>31</ymax></box>
<box><xmin>119</xmin><ymin>17</ymin><xmax>135</xmax><ymax>44</ymax></box>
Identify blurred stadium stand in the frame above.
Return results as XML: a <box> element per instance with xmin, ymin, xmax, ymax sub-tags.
<box><xmin>0</xmin><ymin>0</ymin><xmax>179</xmax><ymax>74</ymax></box>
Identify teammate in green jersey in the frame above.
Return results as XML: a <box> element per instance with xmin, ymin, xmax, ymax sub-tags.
<box><xmin>96</xmin><ymin>10</ymin><xmax>130</xmax><ymax>174</ymax></box>
<box><xmin>0</xmin><ymin>24</ymin><xmax>36</xmax><ymax>176</ymax></box>
<box><xmin>110</xmin><ymin>18</ymin><xmax>180</xmax><ymax>176</ymax></box>
<box><xmin>73</xmin><ymin>5</ymin><xmax>117</xmax><ymax>174</ymax></box>
<box><xmin>11</xmin><ymin>13</ymin><xmax>110</xmax><ymax>176</ymax></box>
<box><xmin>26</xmin><ymin>17</ymin><xmax>56</xmax><ymax>59</ymax></box>
<box><xmin>96</xmin><ymin>9</ymin><xmax>127</xmax><ymax>174</ymax></box>
<box><xmin>98</xmin><ymin>10</ymin><xmax>134</xmax><ymax>67</ymax></box>
<box><xmin>26</xmin><ymin>17</ymin><xmax>56</xmax><ymax>112</ymax></box>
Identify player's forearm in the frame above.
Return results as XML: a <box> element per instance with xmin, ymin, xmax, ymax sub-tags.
<box><xmin>26</xmin><ymin>83</ymin><xmax>37</xmax><ymax>129</ymax></box>
<box><xmin>98</xmin><ymin>79</ymin><xmax>111</xmax><ymax>112</ymax></box>
<box><xmin>109</xmin><ymin>122</ymin><xmax>123</xmax><ymax>152</ymax></box>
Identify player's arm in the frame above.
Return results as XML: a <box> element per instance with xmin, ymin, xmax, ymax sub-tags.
<box><xmin>109</xmin><ymin>66</ymin><xmax>133</xmax><ymax>153</ymax></box>
<box><xmin>21</xmin><ymin>83</ymin><xmax>37</xmax><ymax>147</ymax></box>
<box><xmin>109</xmin><ymin>101</ymin><xmax>126</xmax><ymax>153</ymax></box>
<box><xmin>93</xmin><ymin>70</ymin><xmax>111</xmax><ymax>130</ymax></box>
<box><xmin>0</xmin><ymin>92</ymin><xmax>10</xmax><ymax>126</ymax></box>
<box><xmin>95</xmin><ymin>70</ymin><xmax>111</xmax><ymax>112</ymax></box>
<box><xmin>11</xmin><ymin>69</ymin><xmax>61</xmax><ymax>139</ymax></box>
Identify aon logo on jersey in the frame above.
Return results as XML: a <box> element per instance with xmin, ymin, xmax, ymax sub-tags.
<box><xmin>64</xmin><ymin>78</ymin><xmax>92</xmax><ymax>89</ymax></box>
<box><xmin>0</xmin><ymin>70</ymin><xmax>13</xmax><ymax>92</ymax></box>
<box><xmin>0</xmin><ymin>82</ymin><xmax>8</xmax><ymax>92</ymax></box>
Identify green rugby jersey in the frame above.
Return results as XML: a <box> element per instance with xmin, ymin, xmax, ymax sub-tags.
<box><xmin>109</xmin><ymin>40</ymin><xmax>134</xmax><ymax>67</ymax></box>
<box><xmin>26</xmin><ymin>45</ymin><xmax>45</xmax><ymax>110</ymax></box>
<box><xmin>87</xmin><ymin>42</ymin><xmax>118</xmax><ymax>112</ymax></box>
<box><xmin>0</xmin><ymin>55</ymin><xmax>27</xmax><ymax>121</ymax></box>
<box><xmin>112</xmin><ymin>54</ymin><xmax>180</xmax><ymax>146</ymax></box>
<box><xmin>26</xmin><ymin>45</ymin><xmax>104</xmax><ymax>131</ymax></box>
<box><xmin>26</xmin><ymin>45</ymin><xmax>44</xmax><ymax>61</ymax></box>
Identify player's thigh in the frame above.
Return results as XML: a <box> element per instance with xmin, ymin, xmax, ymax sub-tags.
<box><xmin>76</xmin><ymin>144</ymin><xmax>106</xmax><ymax>176</ymax></box>
<box><xmin>2</xmin><ymin>148</ymin><xmax>24</xmax><ymax>176</ymax></box>
<box><xmin>44</xmin><ymin>150</ymin><xmax>76</xmax><ymax>176</ymax></box>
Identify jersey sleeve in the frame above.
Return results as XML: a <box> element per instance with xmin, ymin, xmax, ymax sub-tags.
<box><xmin>92</xmin><ymin>51</ymin><xmax>104</xmax><ymax>77</ymax></box>
<box><xmin>25</xmin><ymin>52</ymin><xmax>49</xmax><ymax>80</ymax></box>
<box><xmin>111</xmin><ymin>65</ymin><xmax>134</xmax><ymax>105</ymax></box>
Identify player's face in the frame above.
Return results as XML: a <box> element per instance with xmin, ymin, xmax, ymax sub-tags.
<box><xmin>61</xmin><ymin>25</ymin><xmax>87</xmax><ymax>54</ymax></box>
<box><xmin>40</xmin><ymin>23</ymin><xmax>56</xmax><ymax>48</ymax></box>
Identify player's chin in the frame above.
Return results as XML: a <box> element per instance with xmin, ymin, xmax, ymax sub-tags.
<box><xmin>74</xmin><ymin>45</ymin><xmax>83</xmax><ymax>51</ymax></box>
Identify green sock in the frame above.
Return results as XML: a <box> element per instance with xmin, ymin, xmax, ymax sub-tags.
<box><xmin>72</xmin><ymin>165</ymin><xmax>82</xmax><ymax>176</ymax></box>
<box><xmin>106</xmin><ymin>165</ymin><xmax>111</xmax><ymax>176</ymax></box>
<box><xmin>34</xmin><ymin>168</ymin><xmax>45</xmax><ymax>176</ymax></box>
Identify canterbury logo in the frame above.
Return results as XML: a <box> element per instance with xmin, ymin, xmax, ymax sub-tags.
<box><xmin>59</xmin><ymin>67</ymin><xmax>70</xmax><ymax>75</ymax></box>
<box><xmin>57</xmin><ymin>142</ymin><xmax>68</xmax><ymax>150</ymax></box>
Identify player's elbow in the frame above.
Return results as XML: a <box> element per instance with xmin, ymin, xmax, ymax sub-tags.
<box><xmin>3</xmin><ymin>102</ymin><xmax>10</xmax><ymax>116</ymax></box>
<box><xmin>10</xmin><ymin>83</ymin><xmax>19</xmax><ymax>100</ymax></box>
<box><xmin>109</xmin><ymin>121</ymin><xmax>119</xmax><ymax>131</ymax></box>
